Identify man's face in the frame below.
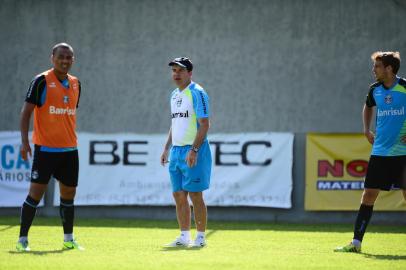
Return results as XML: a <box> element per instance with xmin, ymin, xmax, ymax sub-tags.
<box><xmin>171</xmin><ymin>65</ymin><xmax>192</xmax><ymax>87</ymax></box>
<box><xmin>372</xmin><ymin>60</ymin><xmax>390</xmax><ymax>82</ymax></box>
<box><xmin>52</xmin><ymin>47</ymin><xmax>74</xmax><ymax>74</ymax></box>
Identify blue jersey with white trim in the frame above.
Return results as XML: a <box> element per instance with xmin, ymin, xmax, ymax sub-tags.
<box><xmin>366</xmin><ymin>77</ymin><xmax>406</xmax><ymax>156</ymax></box>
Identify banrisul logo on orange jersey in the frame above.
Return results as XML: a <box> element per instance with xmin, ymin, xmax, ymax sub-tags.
<box><xmin>49</xmin><ymin>106</ymin><xmax>76</xmax><ymax>115</ymax></box>
<box><xmin>316</xmin><ymin>159</ymin><xmax>368</xmax><ymax>190</ymax></box>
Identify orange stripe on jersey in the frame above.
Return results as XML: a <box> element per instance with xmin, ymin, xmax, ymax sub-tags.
<box><xmin>32</xmin><ymin>69</ymin><xmax>79</xmax><ymax>147</ymax></box>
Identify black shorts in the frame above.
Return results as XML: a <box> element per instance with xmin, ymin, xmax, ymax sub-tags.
<box><xmin>364</xmin><ymin>155</ymin><xmax>406</xmax><ymax>191</ymax></box>
<box><xmin>31</xmin><ymin>145</ymin><xmax>79</xmax><ymax>187</ymax></box>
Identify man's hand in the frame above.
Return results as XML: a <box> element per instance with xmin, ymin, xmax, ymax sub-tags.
<box><xmin>185</xmin><ymin>150</ymin><xmax>197</xmax><ymax>168</ymax></box>
<box><xmin>20</xmin><ymin>142</ymin><xmax>32</xmax><ymax>161</ymax></box>
<box><xmin>401</xmin><ymin>135</ymin><xmax>406</xmax><ymax>144</ymax></box>
<box><xmin>364</xmin><ymin>130</ymin><xmax>375</xmax><ymax>145</ymax></box>
<box><xmin>160</xmin><ymin>149</ymin><xmax>169</xmax><ymax>166</ymax></box>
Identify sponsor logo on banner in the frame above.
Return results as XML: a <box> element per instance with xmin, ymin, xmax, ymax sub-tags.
<box><xmin>53</xmin><ymin>132</ymin><xmax>293</xmax><ymax>208</ymax></box>
<box><xmin>316</xmin><ymin>159</ymin><xmax>368</xmax><ymax>190</ymax></box>
<box><xmin>87</xmin><ymin>139</ymin><xmax>273</xmax><ymax>167</ymax></box>
<box><xmin>317</xmin><ymin>181</ymin><xmax>364</xmax><ymax>190</ymax></box>
<box><xmin>0</xmin><ymin>144</ymin><xmax>31</xmax><ymax>182</ymax></box>
<box><xmin>0</xmin><ymin>132</ymin><xmax>41</xmax><ymax>207</ymax></box>
<box><xmin>305</xmin><ymin>133</ymin><xmax>406</xmax><ymax>211</ymax></box>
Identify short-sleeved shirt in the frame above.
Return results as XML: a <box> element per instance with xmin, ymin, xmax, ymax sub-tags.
<box><xmin>365</xmin><ymin>77</ymin><xmax>406</xmax><ymax>156</ymax></box>
<box><xmin>170</xmin><ymin>82</ymin><xmax>210</xmax><ymax>146</ymax></box>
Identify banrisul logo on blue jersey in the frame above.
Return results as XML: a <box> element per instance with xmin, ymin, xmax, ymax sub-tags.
<box><xmin>0</xmin><ymin>143</ymin><xmax>31</xmax><ymax>182</ymax></box>
<box><xmin>377</xmin><ymin>106</ymin><xmax>405</xmax><ymax>117</ymax></box>
<box><xmin>316</xmin><ymin>159</ymin><xmax>368</xmax><ymax>190</ymax></box>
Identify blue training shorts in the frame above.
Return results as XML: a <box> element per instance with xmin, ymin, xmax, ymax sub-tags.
<box><xmin>169</xmin><ymin>141</ymin><xmax>212</xmax><ymax>192</ymax></box>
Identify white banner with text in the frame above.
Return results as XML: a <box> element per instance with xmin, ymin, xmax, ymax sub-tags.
<box><xmin>52</xmin><ymin>132</ymin><xmax>293</xmax><ymax>208</ymax></box>
<box><xmin>0</xmin><ymin>132</ymin><xmax>44</xmax><ymax>207</ymax></box>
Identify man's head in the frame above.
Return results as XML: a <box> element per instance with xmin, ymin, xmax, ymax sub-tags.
<box><xmin>169</xmin><ymin>57</ymin><xmax>193</xmax><ymax>89</ymax></box>
<box><xmin>371</xmin><ymin>51</ymin><xmax>401</xmax><ymax>82</ymax></box>
<box><xmin>51</xmin><ymin>43</ymin><xmax>74</xmax><ymax>75</ymax></box>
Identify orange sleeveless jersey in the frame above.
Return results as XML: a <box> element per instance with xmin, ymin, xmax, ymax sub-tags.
<box><xmin>32</xmin><ymin>69</ymin><xmax>79</xmax><ymax>147</ymax></box>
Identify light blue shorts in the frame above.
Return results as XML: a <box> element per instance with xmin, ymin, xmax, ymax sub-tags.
<box><xmin>169</xmin><ymin>141</ymin><xmax>212</xmax><ymax>192</ymax></box>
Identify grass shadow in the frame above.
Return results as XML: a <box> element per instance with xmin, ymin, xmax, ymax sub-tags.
<box><xmin>160</xmin><ymin>245</ymin><xmax>207</xmax><ymax>252</ymax></box>
<box><xmin>8</xmin><ymin>249</ymin><xmax>70</xmax><ymax>256</ymax></box>
<box><xmin>362</xmin><ymin>253</ymin><xmax>406</xmax><ymax>260</ymax></box>
<box><xmin>206</xmin><ymin>229</ymin><xmax>217</xmax><ymax>239</ymax></box>
<box><xmin>0</xmin><ymin>225</ymin><xmax>14</xmax><ymax>232</ymax></box>
<box><xmin>161</xmin><ymin>246</ymin><xmax>189</xmax><ymax>252</ymax></box>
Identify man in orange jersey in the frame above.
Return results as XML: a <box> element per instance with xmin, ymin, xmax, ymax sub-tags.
<box><xmin>16</xmin><ymin>43</ymin><xmax>83</xmax><ymax>252</ymax></box>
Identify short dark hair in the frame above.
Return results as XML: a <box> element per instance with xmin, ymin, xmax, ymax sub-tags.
<box><xmin>371</xmin><ymin>51</ymin><xmax>401</xmax><ymax>74</ymax></box>
<box><xmin>52</xmin><ymin>42</ymin><xmax>74</xmax><ymax>55</ymax></box>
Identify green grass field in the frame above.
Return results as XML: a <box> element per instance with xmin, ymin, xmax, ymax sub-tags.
<box><xmin>1</xmin><ymin>216</ymin><xmax>405</xmax><ymax>270</ymax></box>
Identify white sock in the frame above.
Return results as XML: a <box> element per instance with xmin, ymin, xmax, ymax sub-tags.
<box><xmin>196</xmin><ymin>231</ymin><xmax>205</xmax><ymax>239</ymax></box>
<box><xmin>351</xmin><ymin>239</ymin><xmax>361</xmax><ymax>247</ymax></box>
<box><xmin>180</xmin><ymin>230</ymin><xmax>190</xmax><ymax>241</ymax></box>
<box><xmin>180</xmin><ymin>231</ymin><xmax>190</xmax><ymax>241</ymax></box>
<box><xmin>64</xmin><ymin>233</ymin><xmax>74</xmax><ymax>242</ymax></box>
<box><xmin>19</xmin><ymin>236</ymin><xmax>28</xmax><ymax>243</ymax></box>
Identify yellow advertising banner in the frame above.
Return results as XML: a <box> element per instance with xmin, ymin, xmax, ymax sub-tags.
<box><xmin>305</xmin><ymin>133</ymin><xmax>406</xmax><ymax>211</ymax></box>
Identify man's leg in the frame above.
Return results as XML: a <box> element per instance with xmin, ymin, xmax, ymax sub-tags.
<box><xmin>189</xmin><ymin>192</ymin><xmax>207</xmax><ymax>232</ymax></box>
<box><xmin>17</xmin><ymin>183</ymin><xmax>47</xmax><ymax>251</ymax></box>
<box><xmin>402</xmin><ymin>189</ymin><xmax>406</xmax><ymax>201</ymax></box>
<box><xmin>59</xmin><ymin>182</ymin><xmax>76</xmax><ymax>243</ymax></box>
<box><xmin>189</xmin><ymin>191</ymin><xmax>207</xmax><ymax>247</ymax></box>
<box><xmin>335</xmin><ymin>188</ymin><xmax>379</xmax><ymax>252</ymax></box>
<box><xmin>353</xmin><ymin>188</ymin><xmax>380</xmax><ymax>244</ymax></box>
<box><xmin>55</xmin><ymin>149</ymin><xmax>82</xmax><ymax>250</ymax></box>
<box><xmin>172</xmin><ymin>190</ymin><xmax>191</xmax><ymax>244</ymax></box>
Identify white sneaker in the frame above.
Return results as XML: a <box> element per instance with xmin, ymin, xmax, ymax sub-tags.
<box><xmin>190</xmin><ymin>236</ymin><xmax>206</xmax><ymax>247</ymax></box>
<box><xmin>165</xmin><ymin>237</ymin><xmax>190</xmax><ymax>247</ymax></box>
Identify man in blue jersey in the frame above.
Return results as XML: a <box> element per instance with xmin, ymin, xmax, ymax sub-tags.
<box><xmin>335</xmin><ymin>51</ymin><xmax>406</xmax><ymax>253</ymax></box>
<box><xmin>160</xmin><ymin>57</ymin><xmax>212</xmax><ymax>248</ymax></box>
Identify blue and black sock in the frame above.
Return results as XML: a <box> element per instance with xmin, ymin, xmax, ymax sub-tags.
<box><xmin>353</xmin><ymin>204</ymin><xmax>374</xmax><ymax>242</ymax></box>
<box><xmin>19</xmin><ymin>195</ymin><xmax>40</xmax><ymax>238</ymax></box>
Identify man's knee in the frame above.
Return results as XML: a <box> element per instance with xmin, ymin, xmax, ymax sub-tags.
<box><xmin>60</xmin><ymin>185</ymin><xmax>76</xmax><ymax>199</ymax></box>
<box><xmin>189</xmin><ymin>192</ymin><xmax>204</xmax><ymax>204</ymax></box>
<box><xmin>28</xmin><ymin>183</ymin><xmax>47</xmax><ymax>201</ymax></box>
<box><xmin>173</xmin><ymin>191</ymin><xmax>188</xmax><ymax>204</ymax></box>
<box><xmin>361</xmin><ymin>189</ymin><xmax>380</xmax><ymax>205</ymax></box>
